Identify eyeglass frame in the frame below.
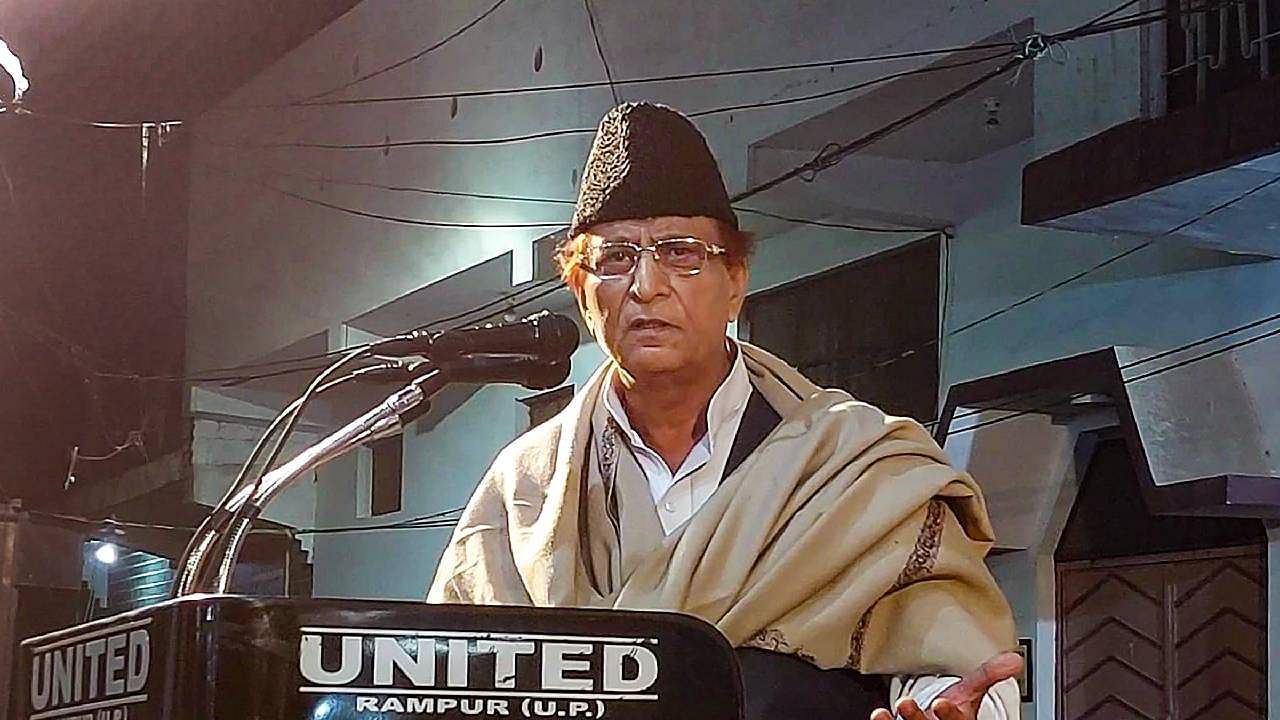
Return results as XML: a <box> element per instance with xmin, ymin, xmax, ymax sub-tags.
<box><xmin>582</xmin><ymin>236</ymin><xmax>729</xmax><ymax>279</ymax></box>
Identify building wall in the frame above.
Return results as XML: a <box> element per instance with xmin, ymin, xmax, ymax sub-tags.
<box><xmin>187</xmin><ymin>0</ymin><xmax>1085</xmax><ymax>371</ymax></box>
<box><xmin>942</xmin><ymin>166</ymin><xmax>1280</xmax><ymax>389</ymax></box>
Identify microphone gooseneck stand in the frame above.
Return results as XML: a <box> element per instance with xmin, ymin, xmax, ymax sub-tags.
<box><xmin>209</xmin><ymin>368</ymin><xmax>448</xmax><ymax>593</ymax></box>
<box><xmin>173</xmin><ymin>311</ymin><xmax>577</xmax><ymax>597</ymax></box>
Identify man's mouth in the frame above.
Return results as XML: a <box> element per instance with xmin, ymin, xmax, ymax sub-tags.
<box><xmin>628</xmin><ymin>318</ymin><xmax>675</xmax><ymax>331</ymax></box>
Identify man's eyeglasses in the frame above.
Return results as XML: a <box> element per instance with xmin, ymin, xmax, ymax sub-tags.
<box><xmin>585</xmin><ymin>237</ymin><xmax>727</xmax><ymax>279</ymax></box>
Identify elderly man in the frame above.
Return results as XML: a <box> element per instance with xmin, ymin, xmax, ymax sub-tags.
<box><xmin>429</xmin><ymin>102</ymin><xmax>1022</xmax><ymax>720</ymax></box>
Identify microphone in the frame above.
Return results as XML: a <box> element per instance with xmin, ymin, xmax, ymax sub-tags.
<box><xmin>376</xmin><ymin>312</ymin><xmax>579</xmax><ymax>362</ymax></box>
<box><xmin>432</xmin><ymin>312</ymin><xmax>579</xmax><ymax>362</ymax></box>
<box><xmin>351</xmin><ymin>356</ymin><xmax>568</xmax><ymax>429</ymax></box>
<box><xmin>353</xmin><ymin>355</ymin><xmax>569</xmax><ymax>390</ymax></box>
<box><xmin>440</xmin><ymin>355</ymin><xmax>570</xmax><ymax>390</ymax></box>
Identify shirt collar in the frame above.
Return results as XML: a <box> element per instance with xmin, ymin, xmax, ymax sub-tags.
<box><xmin>603</xmin><ymin>340</ymin><xmax>751</xmax><ymax>453</ymax></box>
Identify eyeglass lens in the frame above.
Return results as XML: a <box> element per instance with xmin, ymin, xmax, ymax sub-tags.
<box><xmin>592</xmin><ymin>239</ymin><xmax>710</xmax><ymax>277</ymax></box>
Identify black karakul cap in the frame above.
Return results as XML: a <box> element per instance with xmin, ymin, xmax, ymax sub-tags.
<box><xmin>569</xmin><ymin>102</ymin><xmax>738</xmax><ymax>237</ymax></box>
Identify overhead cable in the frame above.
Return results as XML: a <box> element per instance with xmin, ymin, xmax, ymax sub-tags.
<box><xmin>212</xmin><ymin>52</ymin><xmax>1015</xmax><ymax>151</ymax></box>
<box><xmin>301</xmin><ymin>0</ymin><xmax>513</xmax><ymax>102</ymax></box>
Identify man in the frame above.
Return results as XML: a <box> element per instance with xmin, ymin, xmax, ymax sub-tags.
<box><xmin>430</xmin><ymin>102</ymin><xmax>1022</xmax><ymax>720</ymax></box>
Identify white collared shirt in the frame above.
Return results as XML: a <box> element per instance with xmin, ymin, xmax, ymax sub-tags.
<box><xmin>602</xmin><ymin>340</ymin><xmax>752</xmax><ymax>534</ymax></box>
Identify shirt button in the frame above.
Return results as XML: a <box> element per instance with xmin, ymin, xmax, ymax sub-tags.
<box><xmin>663</xmin><ymin>501</ymin><xmax>674</xmax><ymax>512</ymax></box>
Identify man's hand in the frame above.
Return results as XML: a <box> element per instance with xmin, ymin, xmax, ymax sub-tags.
<box><xmin>869</xmin><ymin>652</ymin><xmax>1023</xmax><ymax>720</ymax></box>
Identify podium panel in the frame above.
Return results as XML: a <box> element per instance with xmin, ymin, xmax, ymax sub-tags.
<box><xmin>18</xmin><ymin>596</ymin><xmax>742</xmax><ymax>720</ymax></box>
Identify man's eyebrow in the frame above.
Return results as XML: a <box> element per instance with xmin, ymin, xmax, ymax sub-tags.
<box><xmin>611</xmin><ymin>233</ymin><xmax>697</xmax><ymax>243</ymax></box>
<box><xmin>593</xmin><ymin>231</ymin><xmax>699</xmax><ymax>244</ymax></box>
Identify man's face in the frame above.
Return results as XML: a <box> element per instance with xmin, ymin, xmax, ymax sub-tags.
<box><xmin>574</xmin><ymin>216</ymin><xmax>748</xmax><ymax>378</ymax></box>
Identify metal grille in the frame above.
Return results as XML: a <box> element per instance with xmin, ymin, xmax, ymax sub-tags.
<box><xmin>1166</xmin><ymin>0</ymin><xmax>1280</xmax><ymax>109</ymax></box>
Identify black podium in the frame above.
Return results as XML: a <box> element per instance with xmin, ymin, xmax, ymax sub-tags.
<box><xmin>17</xmin><ymin>596</ymin><xmax>742</xmax><ymax>720</ymax></box>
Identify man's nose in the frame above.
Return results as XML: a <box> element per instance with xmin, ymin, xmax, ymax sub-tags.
<box><xmin>629</xmin><ymin>250</ymin><xmax>671</xmax><ymax>303</ymax></box>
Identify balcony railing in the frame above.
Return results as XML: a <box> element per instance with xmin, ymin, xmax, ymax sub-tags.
<box><xmin>1165</xmin><ymin>0</ymin><xmax>1280</xmax><ymax>109</ymax></box>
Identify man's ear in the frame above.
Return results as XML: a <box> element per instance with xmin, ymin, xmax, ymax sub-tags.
<box><xmin>726</xmin><ymin>262</ymin><xmax>749</xmax><ymax>321</ymax></box>
<box><xmin>572</xmin><ymin>283</ymin><xmax>597</xmax><ymax>337</ymax></box>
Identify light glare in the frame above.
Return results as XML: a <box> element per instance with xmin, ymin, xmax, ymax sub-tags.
<box><xmin>94</xmin><ymin>543</ymin><xmax>118</xmax><ymax>564</ymax></box>
<box><xmin>0</xmin><ymin>36</ymin><xmax>29</xmax><ymax>102</ymax></box>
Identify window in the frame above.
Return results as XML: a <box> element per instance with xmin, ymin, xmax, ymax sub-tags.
<box><xmin>744</xmin><ymin>235</ymin><xmax>941</xmax><ymax>422</ymax></box>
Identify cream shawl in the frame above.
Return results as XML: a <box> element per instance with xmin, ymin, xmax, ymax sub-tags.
<box><xmin>428</xmin><ymin>343</ymin><xmax>1015</xmax><ymax>677</ymax></box>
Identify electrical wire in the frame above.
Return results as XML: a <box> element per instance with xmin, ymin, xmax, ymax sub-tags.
<box><xmin>1124</xmin><ymin>323</ymin><xmax>1280</xmax><ymax>385</ymax></box>
<box><xmin>691</xmin><ymin>51</ymin><xmax>1015</xmax><ymax>121</ymax></box>
<box><xmin>226</xmin><ymin>164</ymin><xmax>578</xmax><ymax>206</ymax></box>
<box><xmin>24</xmin><ymin>505</ymin><xmax>466</xmax><ymax>537</ymax></box>
<box><xmin>220</xmin><ymin>126</ymin><xmax>592</xmax><ymax>151</ymax></box>
<box><xmin>1119</xmin><ymin>308</ymin><xmax>1280</xmax><ymax>370</ymax></box>
<box><xmin>198</xmin><ymin>162</ymin><xmax>565</xmax><ymax>229</ymax></box>
<box><xmin>1074</xmin><ymin>0</ymin><xmax>1145</xmax><ymax>31</ymax></box>
<box><xmin>95</xmin><ymin>275</ymin><xmax>568</xmax><ymax>385</ymax></box>
<box><xmin>731</xmin><ymin>54</ymin><xmax>1024</xmax><ymax>201</ymax></box>
<box><xmin>88</xmin><ymin>213</ymin><xmax>936</xmax><ymax>387</ymax></box>
<box><xmin>944</xmin><ymin>309</ymin><xmax>1280</xmax><ymax>426</ymax></box>
<box><xmin>950</xmin><ymin>174</ymin><xmax>1280</xmax><ymax>337</ymax></box>
<box><xmin>210</xmin><ymin>279</ymin><xmax>569</xmax><ymax>386</ymax></box>
<box><xmin>6</xmin><ymin>1</ymin><xmax>1198</xmax><ymax>135</ymax></box>
<box><xmin>269</xmin><ymin>183</ymin><xmax>566</xmax><ymax>229</ymax></box>
<box><xmin>583</xmin><ymin>0</ymin><xmax>621</xmax><ymax>105</ymax></box>
<box><xmin>301</xmin><ymin>0</ymin><xmax>512</xmax><ymax>102</ymax></box>
<box><xmin>1053</xmin><ymin>0</ymin><xmax>1246</xmax><ymax>44</ymax></box>
<box><xmin>736</xmin><ymin>207</ymin><xmax>941</xmax><ymax>234</ymax></box>
<box><xmin>220</xmin><ymin>40</ymin><xmax>1023</xmax><ymax>112</ymax></box>
<box><xmin>427</xmin><ymin>277</ymin><xmax>567</xmax><ymax>332</ymax></box>
<box><xmin>75</xmin><ymin>432</ymin><xmax>144</xmax><ymax>462</ymax></box>
<box><xmin>211</xmin><ymin>51</ymin><xmax>1015</xmax><ymax>152</ymax></box>
<box><xmin>222</xmin><ymin>0</ymin><xmax>1207</xmax><ymax>116</ymax></box>
<box><xmin>197</xmin><ymin>161</ymin><xmax>944</xmax><ymax>236</ymax></box>
<box><xmin>219</xmin><ymin>275</ymin><xmax>568</xmax><ymax>385</ymax></box>
<box><xmin>204</xmin><ymin>3</ymin><xmax>1196</xmax><ymax>153</ymax></box>
<box><xmin>0</xmin><ymin>102</ymin><xmax>182</xmax><ymax>130</ymax></box>
<box><xmin>945</xmin><ymin>323</ymin><xmax>1280</xmax><ymax>438</ymax></box>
